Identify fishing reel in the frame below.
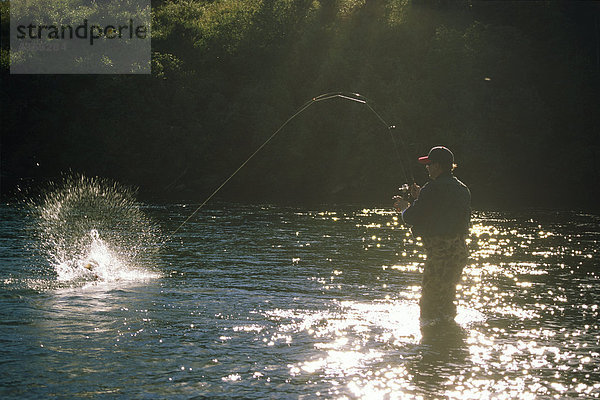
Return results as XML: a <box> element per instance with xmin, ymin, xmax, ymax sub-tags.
<box><xmin>392</xmin><ymin>184</ymin><xmax>410</xmax><ymax>211</ymax></box>
<box><xmin>395</xmin><ymin>183</ymin><xmax>412</xmax><ymax>201</ymax></box>
<box><xmin>392</xmin><ymin>183</ymin><xmax>417</xmax><ymax>212</ymax></box>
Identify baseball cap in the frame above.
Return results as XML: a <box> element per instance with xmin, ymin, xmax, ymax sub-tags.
<box><xmin>418</xmin><ymin>146</ymin><xmax>454</xmax><ymax>165</ymax></box>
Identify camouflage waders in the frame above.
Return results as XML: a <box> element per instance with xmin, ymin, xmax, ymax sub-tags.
<box><xmin>420</xmin><ymin>235</ymin><xmax>469</xmax><ymax>323</ymax></box>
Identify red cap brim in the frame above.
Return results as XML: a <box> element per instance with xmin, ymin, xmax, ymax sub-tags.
<box><xmin>418</xmin><ymin>156</ymin><xmax>431</xmax><ymax>164</ymax></box>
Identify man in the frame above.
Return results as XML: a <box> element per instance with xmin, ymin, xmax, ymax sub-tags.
<box><xmin>393</xmin><ymin>146</ymin><xmax>471</xmax><ymax>327</ymax></box>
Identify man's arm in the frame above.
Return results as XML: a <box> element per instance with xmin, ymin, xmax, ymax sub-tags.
<box><xmin>402</xmin><ymin>182</ymin><xmax>432</xmax><ymax>227</ymax></box>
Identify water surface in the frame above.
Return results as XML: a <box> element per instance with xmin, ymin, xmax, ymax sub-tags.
<box><xmin>1</xmin><ymin>203</ymin><xmax>599</xmax><ymax>399</ymax></box>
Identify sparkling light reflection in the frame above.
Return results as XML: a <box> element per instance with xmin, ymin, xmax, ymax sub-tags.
<box><xmin>260</xmin><ymin>210</ymin><xmax>600</xmax><ymax>398</ymax></box>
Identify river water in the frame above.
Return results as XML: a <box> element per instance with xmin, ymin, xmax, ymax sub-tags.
<box><xmin>1</xmin><ymin>202</ymin><xmax>599</xmax><ymax>399</ymax></box>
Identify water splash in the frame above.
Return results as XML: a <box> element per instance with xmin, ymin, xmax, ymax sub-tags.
<box><xmin>29</xmin><ymin>175</ymin><xmax>162</xmax><ymax>285</ymax></box>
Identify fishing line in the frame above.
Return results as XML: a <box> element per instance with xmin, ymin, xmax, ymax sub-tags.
<box><xmin>363</xmin><ymin>102</ymin><xmax>414</xmax><ymax>186</ymax></box>
<box><xmin>168</xmin><ymin>92</ymin><xmax>413</xmax><ymax>239</ymax></box>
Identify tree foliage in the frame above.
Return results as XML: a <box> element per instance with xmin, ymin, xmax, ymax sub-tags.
<box><xmin>2</xmin><ymin>0</ymin><xmax>599</xmax><ymax>209</ymax></box>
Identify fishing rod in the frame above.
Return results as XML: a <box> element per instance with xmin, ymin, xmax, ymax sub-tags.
<box><xmin>168</xmin><ymin>91</ymin><xmax>414</xmax><ymax>239</ymax></box>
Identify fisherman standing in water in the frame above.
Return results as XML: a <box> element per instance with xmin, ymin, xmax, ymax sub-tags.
<box><xmin>393</xmin><ymin>146</ymin><xmax>471</xmax><ymax>328</ymax></box>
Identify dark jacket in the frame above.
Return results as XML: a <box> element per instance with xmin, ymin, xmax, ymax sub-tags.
<box><xmin>402</xmin><ymin>172</ymin><xmax>471</xmax><ymax>238</ymax></box>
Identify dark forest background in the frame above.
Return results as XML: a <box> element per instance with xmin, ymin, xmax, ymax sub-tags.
<box><xmin>1</xmin><ymin>0</ymin><xmax>599</xmax><ymax>209</ymax></box>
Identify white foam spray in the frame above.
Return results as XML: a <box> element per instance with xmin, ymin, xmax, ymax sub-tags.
<box><xmin>30</xmin><ymin>175</ymin><xmax>162</xmax><ymax>285</ymax></box>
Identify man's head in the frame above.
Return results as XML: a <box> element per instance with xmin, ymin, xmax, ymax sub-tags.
<box><xmin>418</xmin><ymin>146</ymin><xmax>455</xmax><ymax>179</ymax></box>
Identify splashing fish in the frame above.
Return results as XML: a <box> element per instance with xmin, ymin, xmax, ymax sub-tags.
<box><xmin>29</xmin><ymin>175</ymin><xmax>162</xmax><ymax>285</ymax></box>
